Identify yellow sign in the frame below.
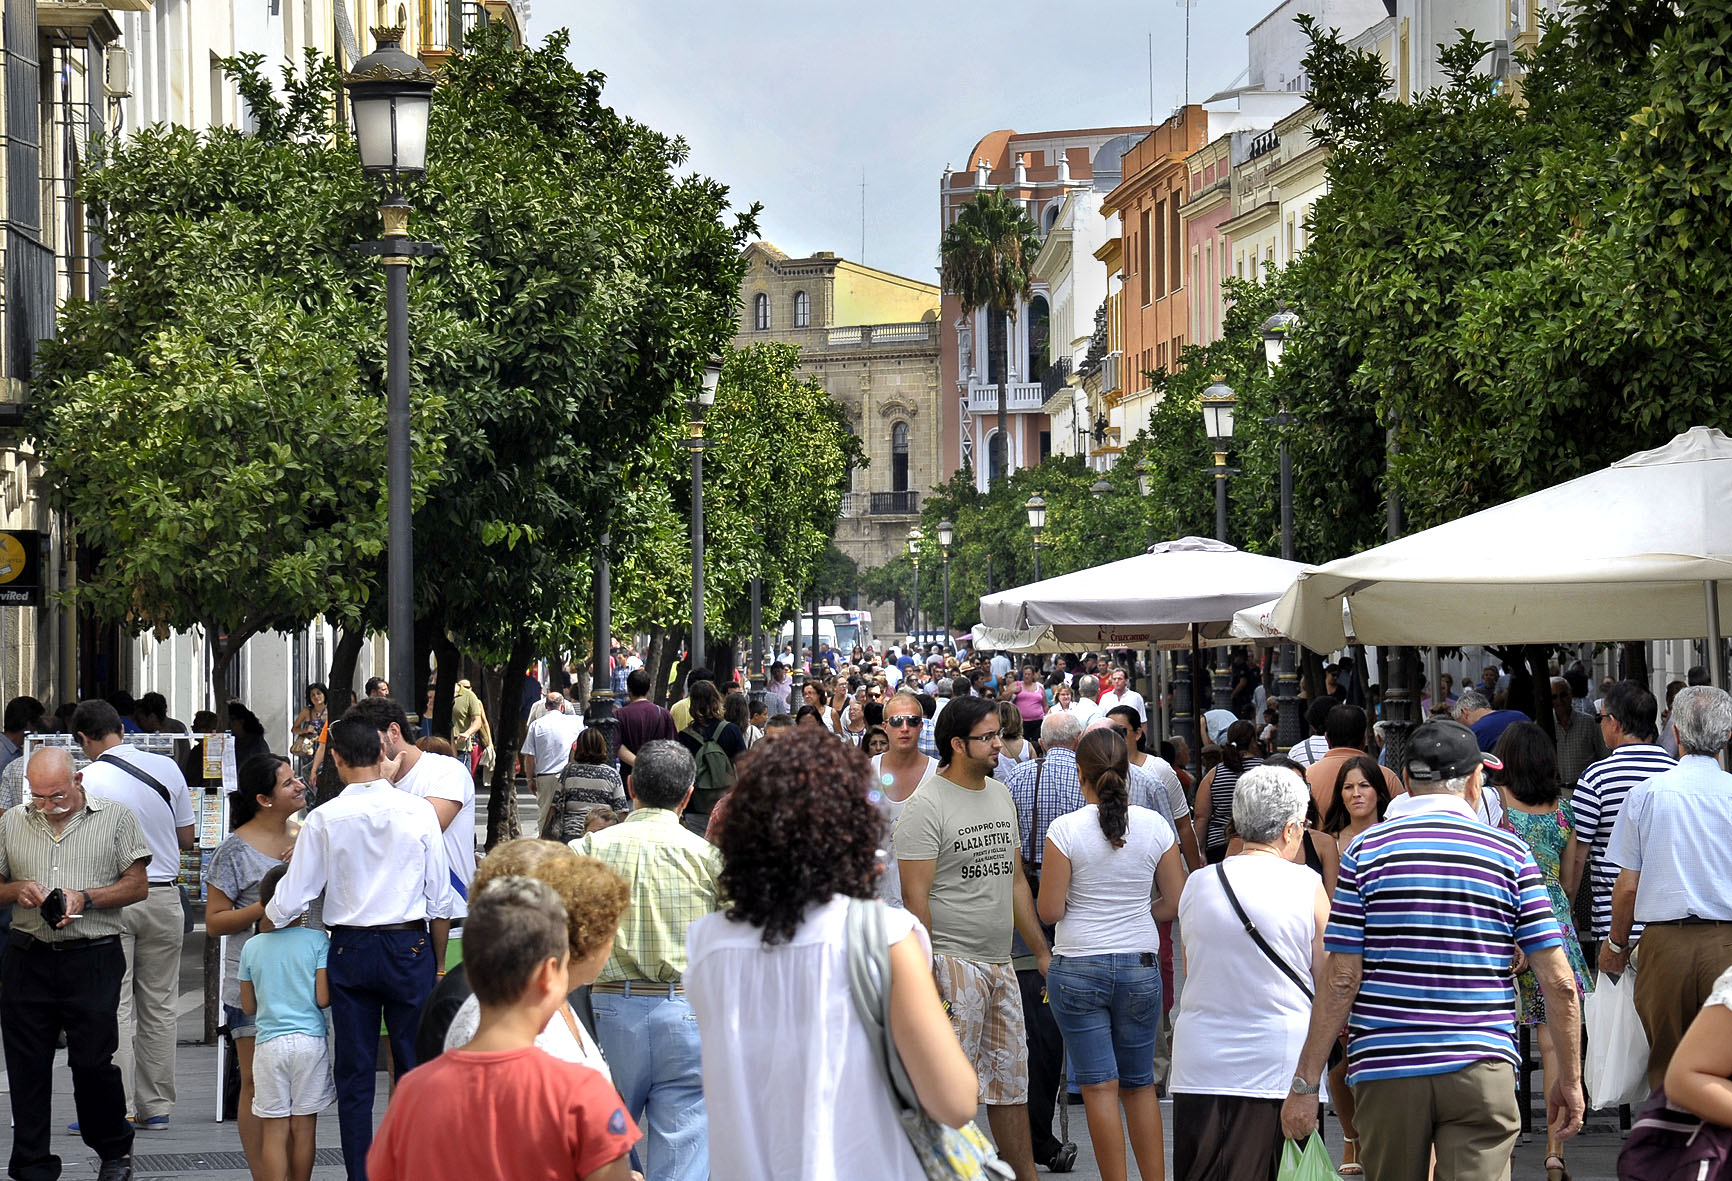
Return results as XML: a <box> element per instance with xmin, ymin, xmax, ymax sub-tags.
<box><xmin>0</xmin><ymin>532</ymin><xmax>23</xmax><ymax>585</ymax></box>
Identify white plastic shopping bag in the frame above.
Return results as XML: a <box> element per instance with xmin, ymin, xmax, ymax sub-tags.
<box><xmin>1584</xmin><ymin>968</ymin><xmax>1650</xmax><ymax>1109</ymax></box>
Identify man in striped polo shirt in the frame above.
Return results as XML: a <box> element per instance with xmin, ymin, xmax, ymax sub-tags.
<box><xmin>1566</xmin><ymin>680</ymin><xmax>1673</xmax><ymax>958</ymax></box>
<box><xmin>1282</xmin><ymin>719</ymin><xmax>1584</xmax><ymax>1180</ymax></box>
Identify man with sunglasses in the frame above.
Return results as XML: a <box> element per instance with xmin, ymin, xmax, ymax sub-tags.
<box><xmin>871</xmin><ymin>692</ymin><xmax>937</xmax><ymax>908</ymax></box>
<box><xmin>897</xmin><ymin>696</ymin><xmax>1051</xmax><ymax>1181</ymax></box>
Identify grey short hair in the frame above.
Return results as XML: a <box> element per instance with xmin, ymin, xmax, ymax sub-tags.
<box><xmin>1671</xmin><ymin>685</ymin><xmax>1732</xmax><ymax>756</ymax></box>
<box><xmin>1078</xmin><ymin>674</ymin><xmax>1100</xmax><ymax>699</ymax></box>
<box><xmin>1453</xmin><ymin>689</ymin><xmax>1490</xmax><ymax>717</ymax></box>
<box><xmin>1231</xmin><ymin>765</ymin><xmax>1309</xmax><ymax>844</ymax></box>
<box><xmin>1040</xmin><ymin>709</ymin><xmax>1084</xmax><ymax>749</ymax></box>
<box><xmin>631</xmin><ymin>740</ymin><xmax>696</xmax><ymax>810</ymax></box>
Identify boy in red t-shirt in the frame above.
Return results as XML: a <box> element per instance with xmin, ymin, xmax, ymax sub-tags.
<box><xmin>368</xmin><ymin>877</ymin><xmax>639</xmax><ymax>1181</ymax></box>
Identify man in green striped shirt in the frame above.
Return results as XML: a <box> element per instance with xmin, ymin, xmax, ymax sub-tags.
<box><xmin>0</xmin><ymin>746</ymin><xmax>151</xmax><ymax>1181</ymax></box>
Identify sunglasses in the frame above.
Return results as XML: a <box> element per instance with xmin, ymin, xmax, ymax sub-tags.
<box><xmin>885</xmin><ymin>714</ymin><xmax>922</xmax><ymax>729</ymax></box>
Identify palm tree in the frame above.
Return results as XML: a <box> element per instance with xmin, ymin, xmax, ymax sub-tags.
<box><xmin>940</xmin><ymin>188</ymin><xmax>1042</xmax><ymax>484</ymax></box>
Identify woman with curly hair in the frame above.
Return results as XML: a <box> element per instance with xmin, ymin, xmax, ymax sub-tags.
<box><xmin>425</xmin><ymin>839</ymin><xmax>629</xmax><ymax>1084</ymax></box>
<box><xmin>686</xmin><ymin>728</ymin><xmax>978</xmax><ymax>1179</ymax></box>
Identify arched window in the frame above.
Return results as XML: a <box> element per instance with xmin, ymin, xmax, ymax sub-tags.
<box><xmin>753</xmin><ymin>293</ymin><xmax>769</xmax><ymax>331</ymax></box>
<box><xmin>793</xmin><ymin>290</ymin><xmax>811</xmax><ymax>328</ymax></box>
<box><xmin>891</xmin><ymin>421</ymin><xmax>910</xmax><ymax>492</ymax></box>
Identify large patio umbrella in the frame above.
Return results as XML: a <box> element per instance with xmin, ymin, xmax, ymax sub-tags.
<box><xmin>1271</xmin><ymin>427</ymin><xmax>1732</xmax><ymax>680</ymax></box>
<box><xmin>979</xmin><ymin>536</ymin><xmax>1306</xmax><ymax>647</ymax></box>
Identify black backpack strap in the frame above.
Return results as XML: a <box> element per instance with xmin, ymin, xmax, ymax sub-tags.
<box><xmin>1215</xmin><ymin>861</ymin><xmax>1313</xmax><ymax>1002</ymax></box>
<box><xmin>96</xmin><ymin>751</ymin><xmax>175</xmax><ymax>811</ymax></box>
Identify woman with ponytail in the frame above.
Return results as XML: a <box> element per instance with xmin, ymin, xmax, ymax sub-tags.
<box><xmin>1036</xmin><ymin>727</ymin><xmax>1188</xmax><ymax>1181</ymax></box>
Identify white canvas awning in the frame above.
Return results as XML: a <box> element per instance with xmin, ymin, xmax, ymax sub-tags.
<box><xmin>979</xmin><ymin>537</ymin><xmax>1306</xmax><ymax>647</ymax></box>
<box><xmin>1272</xmin><ymin>427</ymin><xmax>1732</xmax><ymax>656</ymax></box>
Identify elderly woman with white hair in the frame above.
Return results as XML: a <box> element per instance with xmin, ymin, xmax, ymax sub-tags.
<box><xmin>1169</xmin><ymin>763</ymin><xmax>1332</xmax><ymax>1181</ymax></box>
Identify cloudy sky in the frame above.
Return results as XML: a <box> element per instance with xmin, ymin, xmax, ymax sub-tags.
<box><xmin>527</xmin><ymin>0</ymin><xmax>1286</xmax><ymax>283</ymax></box>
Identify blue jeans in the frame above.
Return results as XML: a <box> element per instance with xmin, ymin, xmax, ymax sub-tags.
<box><xmin>590</xmin><ymin>990</ymin><xmax>708</xmax><ymax>1181</ymax></box>
<box><xmin>328</xmin><ymin>927</ymin><xmax>435</xmax><ymax>1181</ymax></box>
<box><xmin>1046</xmin><ymin>953</ymin><xmax>1163</xmax><ymax>1088</ymax></box>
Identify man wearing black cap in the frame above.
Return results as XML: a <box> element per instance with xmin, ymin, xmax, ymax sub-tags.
<box><xmin>1281</xmin><ymin>719</ymin><xmax>1584</xmax><ymax>1181</ymax></box>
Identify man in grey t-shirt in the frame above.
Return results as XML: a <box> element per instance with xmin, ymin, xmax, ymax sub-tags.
<box><xmin>898</xmin><ymin>696</ymin><xmax>1050</xmax><ymax>1181</ymax></box>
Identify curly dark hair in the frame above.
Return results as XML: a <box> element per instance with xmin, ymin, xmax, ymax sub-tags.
<box><xmin>713</xmin><ymin>727</ymin><xmax>884</xmax><ymax>945</ymax></box>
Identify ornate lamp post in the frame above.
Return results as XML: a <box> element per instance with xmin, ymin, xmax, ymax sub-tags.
<box><xmin>1201</xmin><ymin>378</ymin><xmax>1238</xmax><ymax>713</ymax></box>
<box><xmin>689</xmin><ymin>357</ymin><xmax>723</xmax><ymax>668</ymax></box>
<box><xmin>344</xmin><ymin>19</ymin><xmax>438</xmax><ymax>717</ymax></box>
<box><xmin>907</xmin><ymin>526</ymin><xmax>924</xmax><ymax>644</ymax></box>
<box><xmin>1261</xmin><ymin>308</ymin><xmax>1305</xmax><ymax>750</ymax></box>
<box><xmin>937</xmin><ymin>518</ymin><xmax>954</xmax><ymax>645</ymax></box>
<box><xmin>1026</xmin><ymin>493</ymin><xmax>1047</xmax><ymax>582</ymax></box>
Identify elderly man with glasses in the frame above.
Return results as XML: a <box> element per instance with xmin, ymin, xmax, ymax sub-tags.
<box><xmin>898</xmin><ymin>695</ymin><xmax>1052</xmax><ymax>1181</ymax></box>
<box><xmin>1549</xmin><ymin>676</ymin><xmax>1609</xmax><ymax>793</ymax></box>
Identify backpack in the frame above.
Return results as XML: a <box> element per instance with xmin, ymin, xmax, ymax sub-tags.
<box><xmin>1619</xmin><ymin>1087</ymin><xmax>1732</xmax><ymax>1181</ymax></box>
<box><xmin>682</xmin><ymin>722</ymin><xmax>736</xmax><ymax>815</ymax></box>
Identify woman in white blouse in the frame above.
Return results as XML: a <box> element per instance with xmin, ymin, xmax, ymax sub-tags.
<box><xmin>686</xmin><ymin>729</ymin><xmax>977</xmax><ymax>1180</ymax></box>
<box><xmin>1170</xmin><ymin>764</ymin><xmax>1330</xmax><ymax>1181</ymax></box>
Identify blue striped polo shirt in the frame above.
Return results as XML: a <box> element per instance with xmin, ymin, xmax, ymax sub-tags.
<box><xmin>1326</xmin><ymin>794</ymin><xmax>1563</xmax><ymax>1085</ymax></box>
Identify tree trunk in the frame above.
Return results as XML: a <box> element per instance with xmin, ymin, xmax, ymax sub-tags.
<box><xmin>483</xmin><ymin>630</ymin><xmax>535</xmax><ymax>850</ymax></box>
<box><xmin>669</xmin><ymin>632</ymin><xmax>692</xmax><ymax>709</ymax></box>
<box><xmin>645</xmin><ymin>626</ymin><xmax>670</xmax><ymax>706</ymax></box>
<box><xmin>1621</xmin><ymin>641</ymin><xmax>1650</xmax><ymax>686</ymax></box>
<box><xmin>1524</xmin><ymin>645</ymin><xmax>1555</xmax><ymax>745</ymax></box>
<box><xmin>208</xmin><ymin>633</ymin><xmax>239</xmax><ymax>729</ymax></box>
<box><xmin>327</xmin><ymin>627</ymin><xmax>364</xmax><ymax>704</ymax></box>
<box><xmin>430</xmin><ymin>633</ymin><xmax>460</xmax><ymax>738</ymax></box>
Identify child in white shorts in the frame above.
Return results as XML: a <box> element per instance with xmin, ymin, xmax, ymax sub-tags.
<box><xmin>239</xmin><ymin>865</ymin><xmax>333</xmax><ymax>1181</ymax></box>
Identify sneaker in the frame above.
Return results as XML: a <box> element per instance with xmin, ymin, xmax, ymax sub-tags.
<box><xmin>69</xmin><ymin>1117</ymin><xmax>139</xmax><ymax>1133</ymax></box>
<box><xmin>133</xmin><ymin>1115</ymin><xmax>170</xmax><ymax>1131</ymax></box>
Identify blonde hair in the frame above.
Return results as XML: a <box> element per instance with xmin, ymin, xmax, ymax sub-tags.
<box><xmin>472</xmin><ymin>839</ymin><xmax>628</xmax><ymax>959</ymax></box>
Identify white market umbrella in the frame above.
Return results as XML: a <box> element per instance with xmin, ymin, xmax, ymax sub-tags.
<box><xmin>1232</xmin><ymin>595</ymin><xmax>1355</xmax><ymax>644</ymax></box>
<box><xmin>979</xmin><ymin>537</ymin><xmax>1306</xmax><ymax>647</ymax></box>
<box><xmin>1271</xmin><ymin>427</ymin><xmax>1732</xmax><ymax>665</ymax></box>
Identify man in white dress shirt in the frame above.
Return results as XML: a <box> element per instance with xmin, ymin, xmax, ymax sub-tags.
<box><xmin>522</xmin><ymin>693</ymin><xmax>586</xmax><ymax>818</ymax></box>
<box><xmin>1097</xmin><ymin>666</ymin><xmax>1147</xmax><ymax>725</ymax></box>
<box><xmin>266</xmin><ymin>718</ymin><xmax>447</xmax><ymax>1181</ymax></box>
<box><xmin>75</xmin><ymin>699</ymin><xmax>194</xmax><ymax>1130</ymax></box>
<box><xmin>347</xmin><ymin>696</ymin><xmax>476</xmax><ymax>925</ymax></box>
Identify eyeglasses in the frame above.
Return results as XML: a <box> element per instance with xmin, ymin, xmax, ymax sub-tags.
<box><xmin>885</xmin><ymin>714</ymin><xmax>922</xmax><ymax>729</ymax></box>
<box><xmin>966</xmin><ymin>731</ymin><xmax>1003</xmax><ymax>746</ymax></box>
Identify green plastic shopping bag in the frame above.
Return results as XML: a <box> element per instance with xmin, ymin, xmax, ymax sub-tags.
<box><xmin>1278</xmin><ymin>1134</ymin><xmax>1336</xmax><ymax>1181</ymax></box>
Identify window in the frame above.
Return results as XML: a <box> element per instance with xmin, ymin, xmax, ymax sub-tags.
<box><xmin>793</xmin><ymin>290</ymin><xmax>810</xmax><ymax>328</ymax></box>
<box><xmin>753</xmin><ymin>292</ymin><xmax>769</xmax><ymax>331</ymax></box>
<box><xmin>1154</xmin><ymin>200</ymin><xmax>1167</xmax><ymax>300</ymax></box>
<box><xmin>1139</xmin><ymin>210</ymin><xmax>1152</xmax><ymax>305</ymax></box>
<box><xmin>1169</xmin><ymin>198</ymin><xmax>1183</xmax><ymax>293</ymax></box>
<box><xmin>892</xmin><ymin>421</ymin><xmax>910</xmax><ymax>492</ymax></box>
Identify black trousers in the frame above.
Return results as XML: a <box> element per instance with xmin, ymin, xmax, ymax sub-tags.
<box><xmin>1017</xmin><ymin>966</ymin><xmax>1067</xmax><ymax>1160</ymax></box>
<box><xmin>2</xmin><ymin>936</ymin><xmax>133</xmax><ymax>1181</ymax></box>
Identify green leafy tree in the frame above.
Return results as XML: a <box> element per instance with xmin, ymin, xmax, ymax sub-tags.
<box><xmin>940</xmin><ymin>191</ymin><xmax>1042</xmax><ymax>483</ymax></box>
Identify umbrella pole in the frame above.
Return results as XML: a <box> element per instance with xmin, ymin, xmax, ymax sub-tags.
<box><xmin>1152</xmin><ymin>643</ymin><xmax>1169</xmax><ymax>743</ymax></box>
<box><xmin>1707</xmin><ymin>580</ymin><xmax>1725</xmax><ymax>689</ymax></box>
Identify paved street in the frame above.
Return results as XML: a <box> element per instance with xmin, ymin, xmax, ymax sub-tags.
<box><xmin>0</xmin><ymin>785</ymin><xmax>1630</xmax><ymax>1178</ymax></box>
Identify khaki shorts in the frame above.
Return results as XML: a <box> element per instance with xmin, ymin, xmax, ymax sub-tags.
<box><xmin>933</xmin><ymin>953</ymin><xmax>1029</xmax><ymax>1105</ymax></box>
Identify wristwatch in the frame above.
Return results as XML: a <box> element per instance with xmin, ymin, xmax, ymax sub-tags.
<box><xmin>1290</xmin><ymin>1075</ymin><xmax>1320</xmax><ymax>1096</ymax></box>
<box><xmin>80</xmin><ymin>889</ymin><xmax>94</xmax><ymax>912</ymax></box>
<box><xmin>1605</xmin><ymin>937</ymin><xmax>1627</xmax><ymax>955</ymax></box>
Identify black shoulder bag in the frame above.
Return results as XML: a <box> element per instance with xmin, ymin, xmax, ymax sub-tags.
<box><xmin>1215</xmin><ymin>860</ymin><xmax>1345</xmax><ymax>1069</ymax></box>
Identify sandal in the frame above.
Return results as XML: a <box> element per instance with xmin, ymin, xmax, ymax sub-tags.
<box><xmin>1545</xmin><ymin>1155</ymin><xmax>1570</xmax><ymax>1181</ymax></box>
<box><xmin>1339</xmin><ymin>1137</ymin><xmax>1363</xmax><ymax>1177</ymax></box>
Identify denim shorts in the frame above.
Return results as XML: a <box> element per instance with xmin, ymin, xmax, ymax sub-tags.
<box><xmin>225</xmin><ymin>1003</ymin><xmax>258</xmax><ymax>1040</ymax></box>
<box><xmin>1046</xmin><ymin>953</ymin><xmax>1163</xmax><ymax>1088</ymax></box>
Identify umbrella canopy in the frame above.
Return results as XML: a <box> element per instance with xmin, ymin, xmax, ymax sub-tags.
<box><xmin>1272</xmin><ymin>427</ymin><xmax>1732</xmax><ymax>649</ymax></box>
<box><xmin>979</xmin><ymin>537</ymin><xmax>1307</xmax><ymax>647</ymax></box>
<box><xmin>1231</xmin><ymin>595</ymin><xmax>1355</xmax><ymax>644</ymax></box>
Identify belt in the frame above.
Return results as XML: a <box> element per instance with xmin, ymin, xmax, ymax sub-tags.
<box><xmin>1647</xmin><ymin>917</ymin><xmax>1732</xmax><ymax>926</ymax></box>
<box><xmin>149</xmin><ymin>881</ymin><xmax>180</xmax><ymax>889</ymax></box>
<box><xmin>591</xmin><ymin>979</ymin><xmax>683</xmax><ymax>997</ymax></box>
<box><xmin>8</xmin><ymin>930</ymin><xmax>120</xmax><ymax>953</ymax></box>
<box><xmin>330</xmin><ymin>920</ymin><xmax>429</xmax><ymax>934</ymax></box>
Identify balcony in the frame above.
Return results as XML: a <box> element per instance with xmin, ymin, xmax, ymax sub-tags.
<box><xmin>839</xmin><ymin>491</ymin><xmax>920</xmax><ymax>517</ymax></box>
<box><xmin>826</xmin><ymin>322</ymin><xmax>934</xmax><ymax>347</ymax></box>
<box><xmin>965</xmin><ymin>382</ymin><xmax>1048</xmax><ymax>415</ymax></box>
<box><xmin>1099</xmin><ymin>351</ymin><xmax>1122</xmax><ymax>397</ymax></box>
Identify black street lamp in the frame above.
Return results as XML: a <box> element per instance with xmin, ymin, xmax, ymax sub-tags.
<box><xmin>1261</xmin><ymin>308</ymin><xmax>1305</xmax><ymax>751</ymax></box>
<box><xmin>907</xmin><ymin>526</ymin><xmax>923</xmax><ymax>644</ymax></box>
<box><xmin>1201</xmin><ymin>378</ymin><xmax>1237</xmax><ymax>712</ymax></box>
<box><xmin>1026</xmin><ymin>493</ymin><xmax>1047</xmax><ymax>582</ymax></box>
<box><xmin>345</xmin><ymin>19</ymin><xmax>438</xmax><ymax>717</ymax></box>
<box><xmin>937</xmin><ymin>518</ymin><xmax>954</xmax><ymax>644</ymax></box>
<box><xmin>689</xmin><ymin>357</ymin><xmax>723</xmax><ymax>669</ymax></box>
<box><xmin>1089</xmin><ymin>476</ymin><xmax>1113</xmax><ymax>499</ymax></box>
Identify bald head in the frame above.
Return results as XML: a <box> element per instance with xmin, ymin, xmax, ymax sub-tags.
<box><xmin>25</xmin><ymin>747</ymin><xmax>82</xmax><ymax>816</ymax></box>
